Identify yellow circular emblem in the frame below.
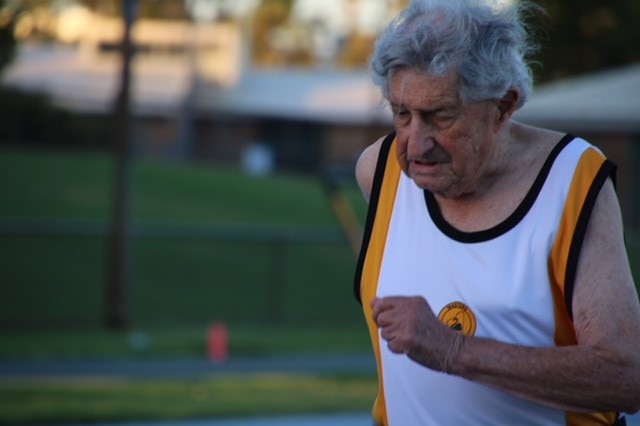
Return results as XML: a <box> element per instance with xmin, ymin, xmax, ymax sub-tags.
<box><xmin>438</xmin><ymin>301</ymin><xmax>477</xmax><ymax>336</ymax></box>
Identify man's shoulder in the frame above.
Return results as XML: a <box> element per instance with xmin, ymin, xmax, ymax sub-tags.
<box><xmin>514</xmin><ymin>123</ymin><xmax>564</xmax><ymax>148</ymax></box>
<box><xmin>356</xmin><ymin>134</ymin><xmax>394</xmax><ymax>201</ymax></box>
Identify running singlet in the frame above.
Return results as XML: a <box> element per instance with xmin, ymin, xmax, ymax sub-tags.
<box><xmin>354</xmin><ymin>133</ymin><xmax>619</xmax><ymax>425</ymax></box>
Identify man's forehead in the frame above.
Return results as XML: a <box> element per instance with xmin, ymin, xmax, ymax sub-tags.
<box><xmin>388</xmin><ymin>68</ymin><xmax>461</xmax><ymax>106</ymax></box>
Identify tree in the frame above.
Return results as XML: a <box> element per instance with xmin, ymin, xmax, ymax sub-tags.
<box><xmin>251</xmin><ymin>0</ymin><xmax>295</xmax><ymax>66</ymax></box>
<box><xmin>0</xmin><ymin>0</ymin><xmax>17</xmax><ymax>75</ymax></box>
<box><xmin>80</xmin><ymin>0</ymin><xmax>189</xmax><ymax>19</ymax></box>
<box><xmin>531</xmin><ymin>0</ymin><xmax>640</xmax><ymax>82</ymax></box>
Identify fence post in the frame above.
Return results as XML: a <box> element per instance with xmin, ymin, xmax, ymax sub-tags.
<box><xmin>105</xmin><ymin>0</ymin><xmax>138</xmax><ymax>330</ymax></box>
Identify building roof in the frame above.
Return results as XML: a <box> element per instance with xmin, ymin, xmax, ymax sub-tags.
<box><xmin>515</xmin><ymin>63</ymin><xmax>640</xmax><ymax>133</ymax></box>
<box><xmin>2</xmin><ymin>43</ymin><xmax>193</xmax><ymax>117</ymax></box>
<box><xmin>3</xmin><ymin>42</ymin><xmax>391</xmax><ymax>125</ymax></box>
<box><xmin>194</xmin><ymin>69</ymin><xmax>390</xmax><ymax>125</ymax></box>
<box><xmin>4</xmin><ymin>41</ymin><xmax>639</xmax><ymax>132</ymax></box>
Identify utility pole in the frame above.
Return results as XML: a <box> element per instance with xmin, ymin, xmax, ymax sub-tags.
<box><xmin>105</xmin><ymin>0</ymin><xmax>138</xmax><ymax>330</ymax></box>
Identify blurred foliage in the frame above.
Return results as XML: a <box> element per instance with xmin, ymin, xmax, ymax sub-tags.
<box><xmin>245</xmin><ymin>0</ymin><xmax>640</xmax><ymax>75</ymax></box>
<box><xmin>81</xmin><ymin>0</ymin><xmax>190</xmax><ymax>20</ymax></box>
<box><xmin>0</xmin><ymin>0</ymin><xmax>16</xmax><ymax>74</ymax></box>
<box><xmin>7</xmin><ymin>0</ymin><xmax>191</xmax><ymax>21</ymax></box>
<box><xmin>250</xmin><ymin>0</ymin><xmax>312</xmax><ymax>67</ymax></box>
<box><xmin>336</xmin><ymin>33</ymin><xmax>376</xmax><ymax>70</ymax></box>
<box><xmin>529</xmin><ymin>0</ymin><xmax>640</xmax><ymax>82</ymax></box>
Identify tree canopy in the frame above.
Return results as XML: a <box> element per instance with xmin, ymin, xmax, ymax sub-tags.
<box><xmin>528</xmin><ymin>0</ymin><xmax>640</xmax><ymax>82</ymax></box>
<box><xmin>0</xmin><ymin>0</ymin><xmax>16</xmax><ymax>75</ymax></box>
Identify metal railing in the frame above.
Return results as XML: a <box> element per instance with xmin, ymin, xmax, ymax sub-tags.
<box><xmin>0</xmin><ymin>218</ymin><xmax>350</xmax><ymax>326</ymax></box>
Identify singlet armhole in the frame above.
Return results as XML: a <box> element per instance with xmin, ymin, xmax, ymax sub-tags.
<box><xmin>354</xmin><ymin>132</ymin><xmax>396</xmax><ymax>304</ymax></box>
<box><xmin>563</xmin><ymin>159</ymin><xmax>617</xmax><ymax>319</ymax></box>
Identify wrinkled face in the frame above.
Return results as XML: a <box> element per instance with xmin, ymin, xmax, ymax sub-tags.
<box><xmin>389</xmin><ymin>68</ymin><xmax>499</xmax><ymax>198</ymax></box>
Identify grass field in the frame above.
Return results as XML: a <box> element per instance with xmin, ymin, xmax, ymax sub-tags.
<box><xmin>0</xmin><ymin>148</ymin><xmax>376</xmax><ymax>423</ymax></box>
<box><xmin>0</xmin><ymin>148</ymin><xmax>369</xmax><ymax>330</ymax></box>
<box><xmin>0</xmin><ymin>324</ymin><xmax>372</xmax><ymax>359</ymax></box>
<box><xmin>0</xmin><ymin>373</ymin><xmax>378</xmax><ymax>425</ymax></box>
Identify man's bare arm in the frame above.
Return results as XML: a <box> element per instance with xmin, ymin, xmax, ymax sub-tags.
<box><xmin>355</xmin><ymin>137</ymin><xmax>384</xmax><ymax>202</ymax></box>
<box><xmin>447</xmin><ymin>179</ymin><xmax>640</xmax><ymax>413</ymax></box>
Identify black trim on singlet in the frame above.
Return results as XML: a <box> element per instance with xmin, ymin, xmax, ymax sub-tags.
<box><xmin>563</xmin><ymin>159</ymin><xmax>617</xmax><ymax>319</ymax></box>
<box><xmin>353</xmin><ymin>132</ymin><xmax>396</xmax><ymax>305</ymax></box>
<box><xmin>424</xmin><ymin>133</ymin><xmax>577</xmax><ymax>243</ymax></box>
<box><xmin>613</xmin><ymin>415</ymin><xmax>627</xmax><ymax>425</ymax></box>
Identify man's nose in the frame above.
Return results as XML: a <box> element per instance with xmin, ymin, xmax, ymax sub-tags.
<box><xmin>406</xmin><ymin>118</ymin><xmax>435</xmax><ymax>157</ymax></box>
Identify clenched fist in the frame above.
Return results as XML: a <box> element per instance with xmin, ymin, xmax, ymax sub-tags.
<box><xmin>371</xmin><ymin>296</ymin><xmax>464</xmax><ymax>373</ymax></box>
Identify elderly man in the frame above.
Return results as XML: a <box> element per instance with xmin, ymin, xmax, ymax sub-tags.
<box><xmin>354</xmin><ymin>0</ymin><xmax>640</xmax><ymax>424</ymax></box>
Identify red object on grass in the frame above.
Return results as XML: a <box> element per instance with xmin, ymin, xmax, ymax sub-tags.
<box><xmin>207</xmin><ymin>322</ymin><xmax>228</xmax><ymax>363</ymax></box>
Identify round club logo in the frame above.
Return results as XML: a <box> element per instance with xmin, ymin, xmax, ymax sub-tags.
<box><xmin>438</xmin><ymin>301</ymin><xmax>477</xmax><ymax>336</ymax></box>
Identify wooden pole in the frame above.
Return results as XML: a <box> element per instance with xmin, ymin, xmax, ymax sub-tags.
<box><xmin>105</xmin><ymin>0</ymin><xmax>138</xmax><ymax>330</ymax></box>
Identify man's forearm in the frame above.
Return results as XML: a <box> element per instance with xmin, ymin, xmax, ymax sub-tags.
<box><xmin>447</xmin><ymin>336</ymin><xmax>640</xmax><ymax>413</ymax></box>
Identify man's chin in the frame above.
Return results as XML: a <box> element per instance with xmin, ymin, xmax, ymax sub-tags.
<box><xmin>402</xmin><ymin>169</ymin><xmax>446</xmax><ymax>192</ymax></box>
<box><xmin>410</xmin><ymin>176</ymin><xmax>439</xmax><ymax>192</ymax></box>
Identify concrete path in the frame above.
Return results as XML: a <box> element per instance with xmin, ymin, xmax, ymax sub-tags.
<box><xmin>59</xmin><ymin>412</ymin><xmax>373</xmax><ymax>426</ymax></box>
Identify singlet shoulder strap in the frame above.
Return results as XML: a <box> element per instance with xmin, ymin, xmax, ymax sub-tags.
<box><xmin>353</xmin><ymin>132</ymin><xmax>396</xmax><ymax>304</ymax></box>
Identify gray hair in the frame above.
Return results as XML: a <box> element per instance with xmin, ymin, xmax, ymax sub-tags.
<box><xmin>370</xmin><ymin>0</ymin><xmax>540</xmax><ymax>109</ymax></box>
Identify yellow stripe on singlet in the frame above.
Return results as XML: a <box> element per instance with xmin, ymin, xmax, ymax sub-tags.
<box><xmin>549</xmin><ymin>147</ymin><xmax>617</xmax><ymax>426</ymax></box>
<box><xmin>361</xmin><ymin>138</ymin><xmax>401</xmax><ymax>426</ymax></box>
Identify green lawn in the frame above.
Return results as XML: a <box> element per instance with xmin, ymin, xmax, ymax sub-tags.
<box><xmin>0</xmin><ymin>148</ymin><xmax>364</xmax><ymax>224</ymax></box>
<box><xmin>0</xmin><ymin>324</ymin><xmax>372</xmax><ymax>359</ymax></box>
<box><xmin>0</xmin><ymin>148</ymin><xmax>376</xmax><ymax>424</ymax></box>
<box><xmin>0</xmin><ymin>374</ymin><xmax>378</xmax><ymax>425</ymax></box>
<box><xmin>0</xmin><ymin>148</ymin><xmax>368</xmax><ymax>329</ymax></box>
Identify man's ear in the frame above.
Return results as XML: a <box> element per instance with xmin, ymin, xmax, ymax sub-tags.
<box><xmin>496</xmin><ymin>88</ymin><xmax>521</xmax><ymax>122</ymax></box>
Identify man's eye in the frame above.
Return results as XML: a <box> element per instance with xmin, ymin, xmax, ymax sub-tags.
<box><xmin>433</xmin><ymin>114</ymin><xmax>456</xmax><ymax>127</ymax></box>
<box><xmin>435</xmin><ymin>114</ymin><xmax>454</xmax><ymax>122</ymax></box>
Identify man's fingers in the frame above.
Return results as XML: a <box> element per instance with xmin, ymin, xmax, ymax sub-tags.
<box><xmin>371</xmin><ymin>297</ymin><xmax>387</xmax><ymax>325</ymax></box>
<box><xmin>371</xmin><ymin>296</ymin><xmax>409</xmax><ymax>325</ymax></box>
<box><xmin>370</xmin><ymin>297</ymin><xmax>381</xmax><ymax>309</ymax></box>
<box><xmin>380</xmin><ymin>325</ymin><xmax>394</xmax><ymax>341</ymax></box>
<box><xmin>387</xmin><ymin>340</ymin><xmax>405</xmax><ymax>354</ymax></box>
<box><xmin>371</xmin><ymin>296</ymin><xmax>410</xmax><ymax>326</ymax></box>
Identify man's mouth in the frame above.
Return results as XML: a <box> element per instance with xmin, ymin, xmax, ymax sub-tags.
<box><xmin>413</xmin><ymin>159</ymin><xmax>445</xmax><ymax>167</ymax></box>
<box><xmin>410</xmin><ymin>160</ymin><xmax>440</xmax><ymax>173</ymax></box>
